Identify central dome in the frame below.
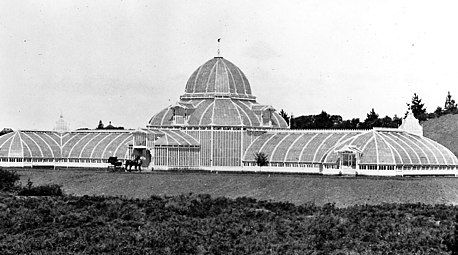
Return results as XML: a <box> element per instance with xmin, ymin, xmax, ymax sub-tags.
<box><xmin>148</xmin><ymin>56</ymin><xmax>288</xmax><ymax>129</ymax></box>
<box><xmin>181</xmin><ymin>57</ymin><xmax>256</xmax><ymax>101</ymax></box>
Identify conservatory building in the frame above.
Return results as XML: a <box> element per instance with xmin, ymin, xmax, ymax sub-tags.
<box><xmin>0</xmin><ymin>56</ymin><xmax>457</xmax><ymax>176</ymax></box>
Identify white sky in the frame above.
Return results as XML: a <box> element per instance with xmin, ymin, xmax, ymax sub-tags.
<box><xmin>1</xmin><ymin>0</ymin><xmax>458</xmax><ymax>130</ymax></box>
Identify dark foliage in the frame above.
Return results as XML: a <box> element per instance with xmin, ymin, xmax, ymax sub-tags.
<box><xmin>435</xmin><ymin>106</ymin><xmax>444</xmax><ymax>118</ymax></box>
<box><xmin>0</xmin><ymin>193</ymin><xmax>457</xmax><ymax>254</ymax></box>
<box><xmin>292</xmin><ymin>111</ymin><xmax>351</xmax><ymax>129</ymax></box>
<box><xmin>287</xmin><ymin>90</ymin><xmax>458</xmax><ymax>129</ymax></box>
<box><xmin>0</xmin><ymin>168</ymin><xmax>20</xmax><ymax>192</ymax></box>
<box><xmin>410</xmin><ymin>91</ymin><xmax>458</xmax><ymax>120</ymax></box>
<box><xmin>96</xmin><ymin>120</ymin><xmax>104</xmax><ymax>129</ymax></box>
<box><xmin>444</xmin><ymin>91</ymin><xmax>458</xmax><ymax>115</ymax></box>
<box><xmin>291</xmin><ymin>110</ymin><xmax>402</xmax><ymax>130</ymax></box>
<box><xmin>407</xmin><ymin>93</ymin><xmax>428</xmax><ymax>121</ymax></box>
<box><xmin>17</xmin><ymin>179</ymin><xmax>63</xmax><ymax>196</ymax></box>
<box><xmin>254</xmin><ymin>152</ymin><xmax>269</xmax><ymax>167</ymax></box>
<box><xmin>279</xmin><ymin>109</ymin><xmax>289</xmax><ymax>126</ymax></box>
<box><xmin>0</xmin><ymin>128</ymin><xmax>13</xmax><ymax>136</ymax></box>
<box><xmin>96</xmin><ymin>120</ymin><xmax>124</xmax><ymax>130</ymax></box>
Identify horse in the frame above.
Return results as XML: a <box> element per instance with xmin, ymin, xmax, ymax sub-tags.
<box><xmin>125</xmin><ymin>156</ymin><xmax>142</xmax><ymax>172</ymax></box>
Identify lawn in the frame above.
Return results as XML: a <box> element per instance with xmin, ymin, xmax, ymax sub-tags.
<box><xmin>14</xmin><ymin>169</ymin><xmax>458</xmax><ymax>207</ymax></box>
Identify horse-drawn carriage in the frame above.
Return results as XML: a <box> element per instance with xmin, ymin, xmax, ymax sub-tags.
<box><xmin>125</xmin><ymin>155</ymin><xmax>143</xmax><ymax>172</ymax></box>
<box><xmin>107</xmin><ymin>156</ymin><xmax>123</xmax><ymax>172</ymax></box>
<box><xmin>107</xmin><ymin>156</ymin><xmax>144</xmax><ymax>172</ymax></box>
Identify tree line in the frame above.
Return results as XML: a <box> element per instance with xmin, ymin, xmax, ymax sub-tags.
<box><xmin>280</xmin><ymin>91</ymin><xmax>458</xmax><ymax>130</ymax></box>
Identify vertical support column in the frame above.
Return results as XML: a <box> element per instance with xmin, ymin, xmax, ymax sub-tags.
<box><xmin>166</xmin><ymin>146</ymin><xmax>169</xmax><ymax>168</ymax></box>
<box><xmin>210</xmin><ymin>126</ymin><xmax>214</xmax><ymax>168</ymax></box>
<box><xmin>151</xmin><ymin>147</ymin><xmax>155</xmax><ymax>167</ymax></box>
<box><xmin>198</xmin><ymin>129</ymin><xmax>202</xmax><ymax>167</ymax></box>
<box><xmin>240</xmin><ymin>128</ymin><xmax>244</xmax><ymax>167</ymax></box>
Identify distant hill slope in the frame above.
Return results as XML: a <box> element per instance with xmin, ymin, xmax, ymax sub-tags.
<box><xmin>423</xmin><ymin>114</ymin><xmax>458</xmax><ymax>157</ymax></box>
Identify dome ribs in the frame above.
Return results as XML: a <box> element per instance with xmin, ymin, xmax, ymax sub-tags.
<box><xmin>243</xmin><ymin>133</ymin><xmax>274</xmax><ymax>161</ymax></box>
<box><xmin>297</xmin><ymin>133</ymin><xmax>322</xmax><ymax>163</ymax></box>
<box><xmin>212</xmin><ymin>98</ymin><xmax>243</xmax><ymax>126</ymax></box>
<box><xmin>0</xmin><ymin>133</ymin><xmax>14</xmax><ymax>157</ymax></box>
<box><xmin>224</xmin><ymin>59</ymin><xmax>247</xmax><ymax>96</ymax></box>
<box><xmin>43</xmin><ymin>132</ymin><xmax>62</xmax><ymax>150</ymax></box>
<box><xmin>90</xmin><ymin>133</ymin><xmax>117</xmax><ymax>159</ymax></box>
<box><xmin>220</xmin><ymin>59</ymin><xmax>237</xmax><ymax>94</ymax></box>
<box><xmin>160</xmin><ymin>108</ymin><xmax>173</xmax><ymax>126</ymax></box>
<box><xmin>233</xmin><ymin>100</ymin><xmax>260</xmax><ymax>127</ymax></box>
<box><xmin>402</xmin><ymin>133</ymin><xmax>437</xmax><ymax>165</ymax></box>
<box><xmin>321</xmin><ymin>133</ymin><xmax>359</xmax><ymax>163</ymax></box>
<box><xmin>21</xmin><ymin>132</ymin><xmax>45</xmax><ymax>158</ymax></box>
<box><xmin>22</xmin><ymin>140</ymin><xmax>32</xmax><ymax>158</ymax></box>
<box><xmin>199</xmin><ymin>101</ymin><xmax>215</xmax><ymax>126</ymax></box>
<box><xmin>232</xmin><ymin>62</ymin><xmax>248</xmax><ymax>96</ymax></box>
<box><xmin>312</xmin><ymin>133</ymin><xmax>346</xmax><ymax>162</ymax></box>
<box><xmin>153</xmin><ymin>57</ymin><xmax>290</xmax><ymax>128</ymax></box>
<box><xmin>423</xmin><ymin>136</ymin><xmax>458</xmax><ymax>165</ymax></box>
<box><xmin>112</xmin><ymin>134</ymin><xmax>132</xmax><ymax>158</ymax></box>
<box><xmin>359</xmin><ymin>139</ymin><xmax>375</xmax><ymax>165</ymax></box>
<box><xmin>375</xmin><ymin>132</ymin><xmax>398</xmax><ymax>165</ymax></box>
<box><xmin>32</xmin><ymin>132</ymin><xmax>61</xmax><ymax>158</ymax></box>
<box><xmin>269</xmin><ymin>133</ymin><xmax>293</xmax><ymax>162</ymax></box>
<box><xmin>148</xmin><ymin>107</ymin><xmax>168</xmax><ymax>126</ymax></box>
<box><xmin>182</xmin><ymin>57</ymin><xmax>253</xmax><ymax>99</ymax></box>
<box><xmin>378</xmin><ymin>132</ymin><xmax>413</xmax><ymax>165</ymax></box>
<box><xmin>8</xmin><ymin>132</ymin><xmax>23</xmax><ymax>158</ymax></box>
<box><xmin>311</xmin><ymin>133</ymin><xmax>334</xmax><ymax>163</ymax></box>
<box><xmin>100</xmin><ymin>133</ymin><xmax>126</xmax><ymax>159</ymax></box>
<box><xmin>316</xmin><ymin>133</ymin><xmax>350</xmax><ymax>163</ymax></box>
<box><xmin>62</xmin><ymin>133</ymin><xmax>85</xmax><ymax>154</ymax></box>
<box><xmin>67</xmin><ymin>133</ymin><xmax>93</xmax><ymax>158</ymax></box>
<box><xmin>257</xmin><ymin>133</ymin><xmax>279</xmax><ymax>157</ymax></box>
<box><xmin>420</xmin><ymin>136</ymin><xmax>448</xmax><ymax>165</ymax></box>
<box><xmin>195</xmin><ymin>59</ymin><xmax>214</xmax><ymax>93</ymax></box>
<box><xmin>390</xmin><ymin>132</ymin><xmax>426</xmax><ymax>165</ymax></box>
<box><xmin>23</xmin><ymin>132</ymin><xmax>54</xmax><ymax>158</ymax></box>
<box><xmin>187</xmin><ymin>99</ymin><xmax>212</xmax><ymax>125</ymax></box>
<box><xmin>283</xmin><ymin>133</ymin><xmax>305</xmax><ymax>162</ymax></box>
<box><xmin>191</xmin><ymin>65</ymin><xmax>204</xmax><ymax>94</ymax></box>
<box><xmin>205</xmin><ymin>62</ymin><xmax>217</xmax><ymax>93</ymax></box>
<box><xmin>78</xmin><ymin>133</ymin><xmax>103</xmax><ymax>158</ymax></box>
<box><xmin>230</xmin><ymin>99</ymin><xmax>246</xmax><ymax>126</ymax></box>
<box><xmin>215</xmin><ymin>60</ymin><xmax>230</xmax><ymax>94</ymax></box>
<box><xmin>284</xmin><ymin>133</ymin><xmax>317</xmax><ymax>162</ymax></box>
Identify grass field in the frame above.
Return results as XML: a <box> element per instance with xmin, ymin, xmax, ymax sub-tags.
<box><xmin>14</xmin><ymin>169</ymin><xmax>458</xmax><ymax>207</ymax></box>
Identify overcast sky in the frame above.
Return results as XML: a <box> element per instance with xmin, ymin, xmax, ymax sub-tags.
<box><xmin>1</xmin><ymin>0</ymin><xmax>458</xmax><ymax>130</ymax></box>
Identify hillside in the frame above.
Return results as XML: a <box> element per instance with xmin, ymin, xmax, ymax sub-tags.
<box><xmin>16</xmin><ymin>169</ymin><xmax>458</xmax><ymax>207</ymax></box>
<box><xmin>423</xmin><ymin>113</ymin><xmax>458</xmax><ymax>157</ymax></box>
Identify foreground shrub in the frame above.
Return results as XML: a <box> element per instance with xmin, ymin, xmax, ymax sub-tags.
<box><xmin>0</xmin><ymin>193</ymin><xmax>457</xmax><ymax>254</ymax></box>
<box><xmin>17</xmin><ymin>179</ymin><xmax>63</xmax><ymax>196</ymax></box>
<box><xmin>0</xmin><ymin>168</ymin><xmax>20</xmax><ymax>192</ymax></box>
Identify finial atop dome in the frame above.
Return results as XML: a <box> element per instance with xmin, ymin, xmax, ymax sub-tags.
<box><xmin>217</xmin><ymin>38</ymin><xmax>221</xmax><ymax>57</ymax></box>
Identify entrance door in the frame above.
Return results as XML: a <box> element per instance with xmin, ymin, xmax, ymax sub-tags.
<box><xmin>132</xmin><ymin>148</ymin><xmax>151</xmax><ymax>167</ymax></box>
<box><xmin>341</xmin><ymin>153</ymin><xmax>356</xmax><ymax>169</ymax></box>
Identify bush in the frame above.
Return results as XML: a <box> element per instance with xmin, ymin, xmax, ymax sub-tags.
<box><xmin>255</xmin><ymin>152</ymin><xmax>269</xmax><ymax>167</ymax></box>
<box><xmin>0</xmin><ymin>168</ymin><xmax>20</xmax><ymax>192</ymax></box>
<box><xmin>17</xmin><ymin>179</ymin><xmax>63</xmax><ymax>196</ymax></box>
